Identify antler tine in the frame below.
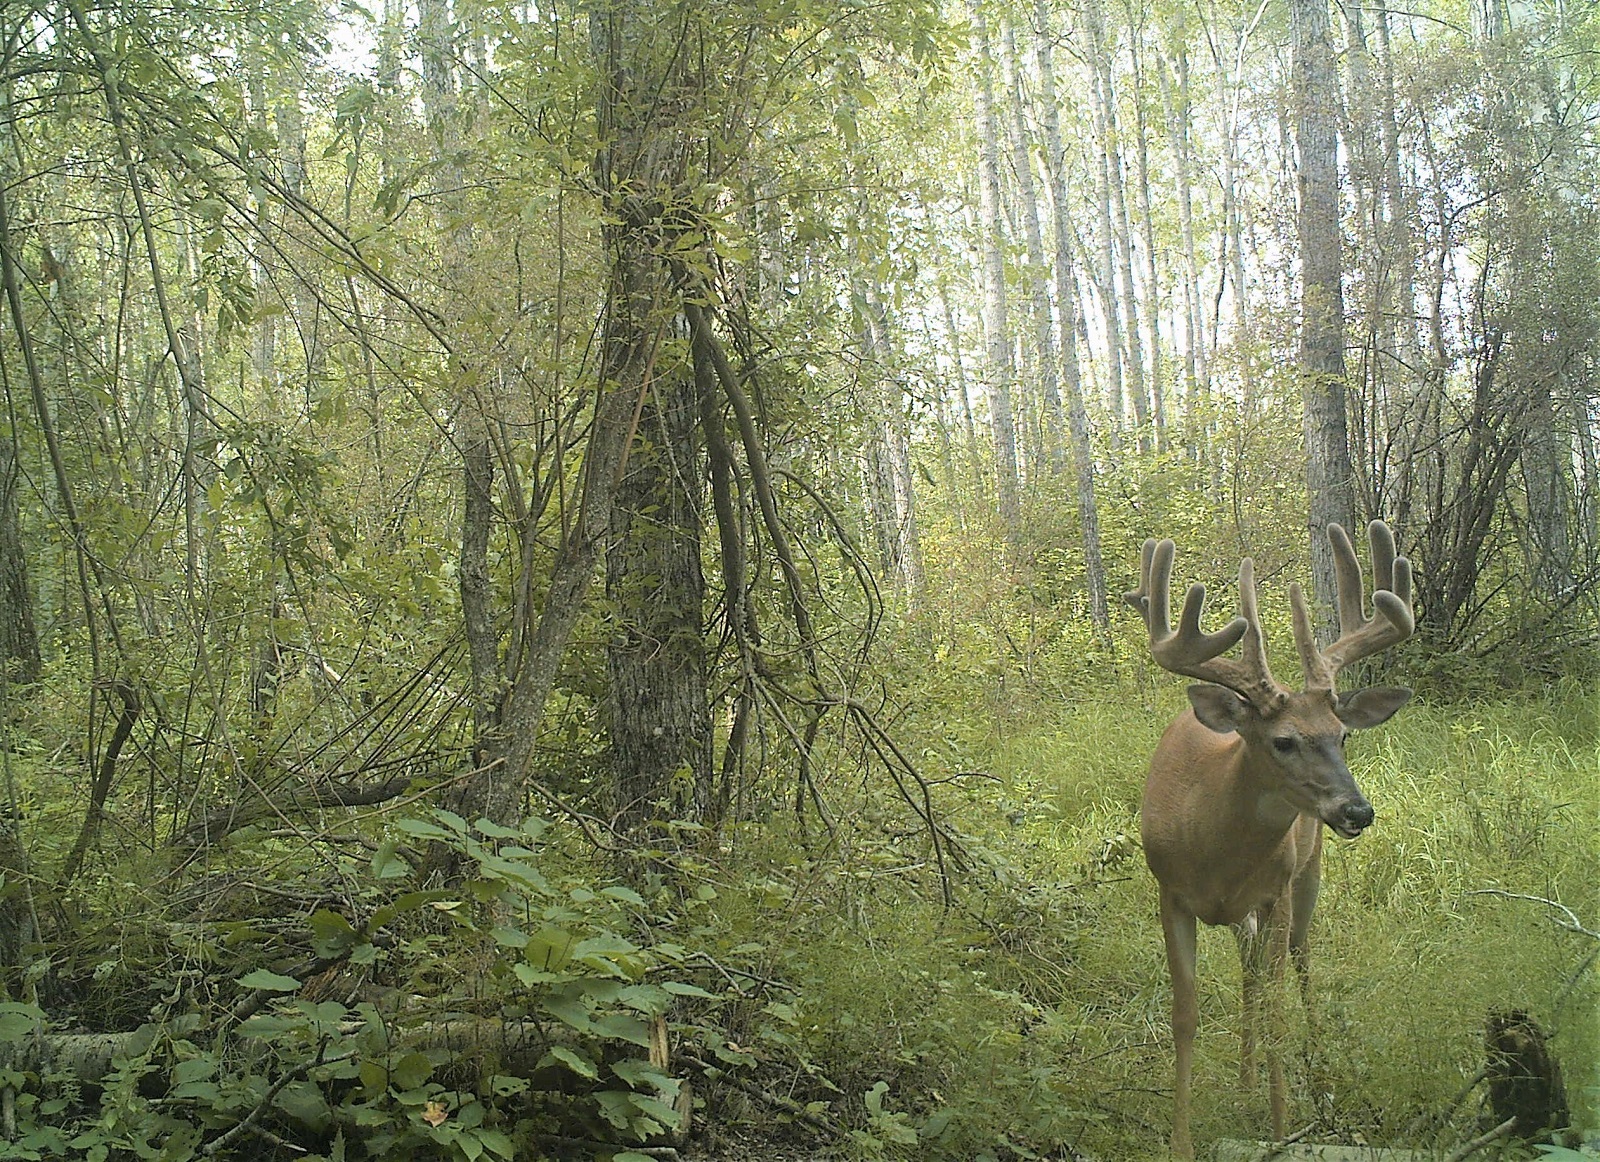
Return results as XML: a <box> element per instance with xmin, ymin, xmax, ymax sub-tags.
<box><xmin>1128</xmin><ymin>539</ymin><xmax>1283</xmax><ymax>708</ymax></box>
<box><xmin>1295</xmin><ymin>521</ymin><xmax>1416</xmax><ymax>689</ymax></box>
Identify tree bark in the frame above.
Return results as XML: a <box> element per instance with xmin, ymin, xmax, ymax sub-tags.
<box><xmin>1291</xmin><ymin>0</ymin><xmax>1357</xmax><ymax>633</ymax></box>
<box><xmin>605</xmin><ymin>352</ymin><xmax>711</xmax><ymax>831</ymax></box>
<box><xmin>969</xmin><ymin>0</ymin><xmax>1022</xmax><ymax>532</ymax></box>
<box><xmin>590</xmin><ymin>0</ymin><xmax>710</xmax><ymax>837</ymax></box>
<box><xmin>1034</xmin><ymin>0</ymin><xmax>1110</xmax><ymax>631</ymax></box>
<box><xmin>1001</xmin><ymin>17</ymin><xmax>1067</xmax><ymax>478</ymax></box>
<box><xmin>0</xmin><ymin>432</ymin><xmax>39</xmax><ymax>685</ymax></box>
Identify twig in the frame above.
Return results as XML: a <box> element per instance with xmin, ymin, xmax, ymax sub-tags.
<box><xmin>1405</xmin><ymin>1065</ymin><xmax>1490</xmax><ymax>1138</ymax></box>
<box><xmin>200</xmin><ymin>1046</ymin><xmax>358</xmax><ymax>1156</ymax></box>
<box><xmin>1246</xmin><ymin>1121</ymin><xmax>1318</xmax><ymax>1160</ymax></box>
<box><xmin>679</xmin><ymin>1052</ymin><xmax>843</xmax><ymax>1137</ymax></box>
<box><xmin>1442</xmin><ymin>1116</ymin><xmax>1517</xmax><ymax>1162</ymax></box>
<box><xmin>1466</xmin><ymin>889</ymin><xmax>1599</xmax><ymax>940</ymax></box>
<box><xmin>537</xmin><ymin>1139</ymin><xmax>679</xmax><ymax>1160</ymax></box>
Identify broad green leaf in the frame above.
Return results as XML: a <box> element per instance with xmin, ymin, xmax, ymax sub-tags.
<box><xmin>371</xmin><ymin>840</ymin><xmax>412</xmax><ymax>880</ymax></box>
<box><xmin>171</xmin><ymin>1058</ymin><xmax>215</xmax><ymax>1085</ymax></box>
<box><xmin>0</xmin><ymin>1003</ymin><xmax>43</xmax><ymax>1042</ymax></box>
<box><xmin>541</xmin><ymin>994</ymin><xmax>595</xmax><ymax>1035</ymax></box>
<box><xmin>593</xmin><ymin>1012</ymin><xmax>651</xmax><ymax>1048</ymax></box>
<box><xmin>238</xmin><ymin>969</ymin><xmax>301</xmax><ymax>992</ymax></box>
<box><xmin>388</xmin><ymin>1051</ymin><xmax>433</xmax><ymax>1091</ymax></box>
<box><xmin>525</xmin><ymin>926</ymin><xmax>575</xmax><ymax>970</ymax></box>
<box><xmin>610</xmin><ymin>1057</ymin><xmax>678</xmax><ymax>1093</ymax></box>
<box><xmin>308</xmin><ymin>910</ymin><xmax>358</xmax><ymax>958</ymax></box>
<box><xmin>539</xmin><ymin>1045</ymin><xmax>597</xmax><ymax>1079</ymax></box>
<box><xmin>477</xmin><ymin>1128</ymin><xmax>515</xmax><ymax>1160</ymax></box>
<box><xmin>274</xmin><ymin>1080</ymin><xmax>332</xmax><ymax>1125</ymax></box>
<box><xmin>618</xmin><ymin>983</ymin><xmax>672</xmax><ymax>1016</ymax></box>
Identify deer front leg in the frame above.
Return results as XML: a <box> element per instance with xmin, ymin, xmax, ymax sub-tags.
<box><xmin>1263</xmin><ymin>900</ymin><xmax>1292</xmax><ymax>1140</ymax></box>
<box><xmin>1234</xmin><ymin>909</ymin><xmax>1265</xmax><ymax>1089</ymax></box>
<box><xmin>1160</xmin><ymin>891</ymin><xmax>1200</xmax><ymax>1160</ymax></box>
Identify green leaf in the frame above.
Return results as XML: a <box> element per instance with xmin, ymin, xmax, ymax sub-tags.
<box><xmin>541</xmin><ymin>994</ymin><xmax>595</xmax><ymax>1035</ymax></box>
<box><xmin>593</xmin><ymin>1012</ymin><xmax>651</xmax><ymax>1048</ymax></box>
<box><xmin>610</xmin><ymin>1057</ymin><xmax>678</xmax><ymax>1093</ymax></box>
<box><xmin>0</xmin><ymin>1003</ymin><xmax>43</xmax><ymax>1042</ymax></box>
<box><xmin>661</xmin><ymin>981</ymin><xmax>716</xmax><ymax>999</ymax></box>
<box><xmin>308</xmin><ymin>910</ymin><xmax>358</xmax><ymax>958</ymax></box>
<box><xmin>539</xmin><ymin>1045</ymin><xmax>598</xmax><ymax>1079</ymax></box>
<box><xmin>525</xmin><ymin>926</ymin><xmax>575</xmax><ymax>970</ymax></box>
<box><xmin>491</xmin><ymin>925</ymin><xmax>529</xmax><ymax>949</ymax></box>
<box><xmin>473</xmin><ymin>818</ymin><xmax>524</xmax><ymax>839</ymax></box>
<box><xmin>371</xmin><ymin>840</ymin><xmax>412</xmax><ymax>879</ymax></box>
<box><xmin>486</xmin><ymin>1075</ymin><xmax>530</xmax><ymax>1097</ymax></box>
<box><xmin>238</xmin><ymin>969</ymin><xmax>301</xmax><ymax>992</ymax></box>
<box><xmin>275</xmin><ymin>1080</ymin><xmax>333</xmax><ymax>1126</ymax></box>
<box><xmin>618</xmin><ymin>983</ymin><xmax>672</xmax><ymax>1015</ymax></box>
<box><xmin>477</xmin><ymin>1128</ymin><xmax>515</xmax><ymax>1159</ymax></box>
<box><xmin>388</xmin><ymin>1051</ymin><xmax>433</xmax><ymax>1091</ymax></box>
<box><xmin>171</xmin><ymin>1057</ymin><xmax>215</xmax><ymax>1085</ymax></box>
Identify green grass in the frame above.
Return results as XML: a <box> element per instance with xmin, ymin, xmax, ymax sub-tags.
<box><xmin>743</xmin><ymin>679</ymin><xmax>1599</xmax><ymax>1158</ymax></box>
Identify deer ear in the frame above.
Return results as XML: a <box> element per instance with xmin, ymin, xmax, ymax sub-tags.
<box><xmin>1187</xmin><ymin>685</ymin><xmax>1250</xmax><ymax>734</ymax></box>
<box><xmin>1335</xmin><ymin>686</ymin><xmax>1413</xmax><ymax>729</ymax></box>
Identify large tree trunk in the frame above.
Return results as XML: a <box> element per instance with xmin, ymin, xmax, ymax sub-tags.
<box><xmin>1128</xmin><ymin>32</ymin><xmax>1167</xmax><ymax>452</ymax></box>
<box><xmin>858</xmin><ymin>284</ymin><xmax>922</xmax><ymax>594</ymax></box>
<box><xmin>606</xmin><ymin>356</ymin><xmax>711</xmax><ymax>830</ymax></box>
<box><xmin>590</xmin><ymin>0</ymin><xmax>710</xmax><ymax>837</ymax></box>
<box><xmin>1291</xmin><ymin>0</ymin><xmax>1357</xmax><ymax>632</ymax></box>
<box><xmin>1371</xmin><ymin>1</ymin><xmax>1429</xmax><ymax>532</ymax></box>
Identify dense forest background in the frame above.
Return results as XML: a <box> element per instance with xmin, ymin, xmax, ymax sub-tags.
<box><xmin>0</xmin><ymin>0</ymin><xmax>1595</xmax><ymax>1158</ymax></box>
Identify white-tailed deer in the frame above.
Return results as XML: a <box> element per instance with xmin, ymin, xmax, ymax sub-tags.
<box><xmin>1125</xmin><ymin>522</ymin><xmax>1414</xmax><ymax>1159</ymax></box>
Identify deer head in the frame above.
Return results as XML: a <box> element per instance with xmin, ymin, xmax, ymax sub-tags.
<box><xmin>1125</xmin><ymin>522</ymin><xmax>1415</xmax><ymax>838</ymax></box>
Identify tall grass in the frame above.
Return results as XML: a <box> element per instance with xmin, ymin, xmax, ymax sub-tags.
<box><xmin>738</xmin><ymin>679</ymin><xmax>1598</xmax><ymax>1157</ymax></box>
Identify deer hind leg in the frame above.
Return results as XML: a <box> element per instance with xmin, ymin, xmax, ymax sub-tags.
<box><xmin>1160</xmin><ymin>890</ymin><xmax>1200</xmax><ymax>1161</ymax></box>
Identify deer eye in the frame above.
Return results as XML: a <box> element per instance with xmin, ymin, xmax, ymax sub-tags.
<box><xmin>1272</xmin><ymin>736</ymin><xmax>1295</xmax><ymax>754</ymax></box>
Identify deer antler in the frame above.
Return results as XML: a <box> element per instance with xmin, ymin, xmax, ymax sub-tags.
<box><xmin>1289</xmin><ymin>521</ymin><xmax>1415</xmax><ymax>691</ymax></box>
<box><xmin>1124</xmin><ymin>538</ymin><xmax>1288</xmax><ymax>711</ymax></box>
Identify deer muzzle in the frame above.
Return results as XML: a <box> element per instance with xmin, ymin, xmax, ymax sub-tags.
<box><xmin>1326</xmin><ymin>796</ymin><xmax>1375</xmax><ymax>839</ymax></box>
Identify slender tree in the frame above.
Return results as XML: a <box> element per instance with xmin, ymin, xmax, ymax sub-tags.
<box><xmin>969</xmin><ymin>0</ymin><xmax>1022</xmax><ymax>532</ymax></box>
<box><xmin>1291</xmin><ymin>0</ymin><xmax>1357</xmax><ymax>628</ymax></box>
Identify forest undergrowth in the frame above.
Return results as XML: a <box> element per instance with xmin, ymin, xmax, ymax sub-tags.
<box><xmin>0</xmin><ymin>667</ymin><xmax>1594</xmax><ymax>1161</ymax></box>
<box><xmin>782</xmin><ymin>673</ymin><xmax>1600</xmax><ymax>1158</ymax></box>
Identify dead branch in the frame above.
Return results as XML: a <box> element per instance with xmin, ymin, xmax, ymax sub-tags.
<box><xmin>679</xmin><ymin>1052</ymin><xmax>844</xmax><ymax>1137</ymax></box>
<box><xmin>1442</xmin><ymin>1116</ymin><xmax>1517</xmax><ymax>1162</ymax></box>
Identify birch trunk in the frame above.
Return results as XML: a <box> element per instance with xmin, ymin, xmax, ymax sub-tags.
<box><xmin>970</xmin><ymin>0</ymin><xmax>1022</xmax><ymax>531</ymax></box>
<box><xmin>1292</xmin><ymin>0</ymin><xmax>1358</xmax><ymax>630</ymax></box>
<box><xmin>1002</xmin><ymin>18</ymin><xmax>1066</xmax><ymax>477</ymax></box>
<box><xmin>1034</xmin><ymin>0</ymin><xmax>1110</xmax><ymax>630</ymax></box>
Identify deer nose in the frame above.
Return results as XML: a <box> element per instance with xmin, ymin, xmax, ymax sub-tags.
<box><xmin>1340</xmin><ymin>800</ymin><xmax>1375</xmax><ymax>832</ymax></box>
